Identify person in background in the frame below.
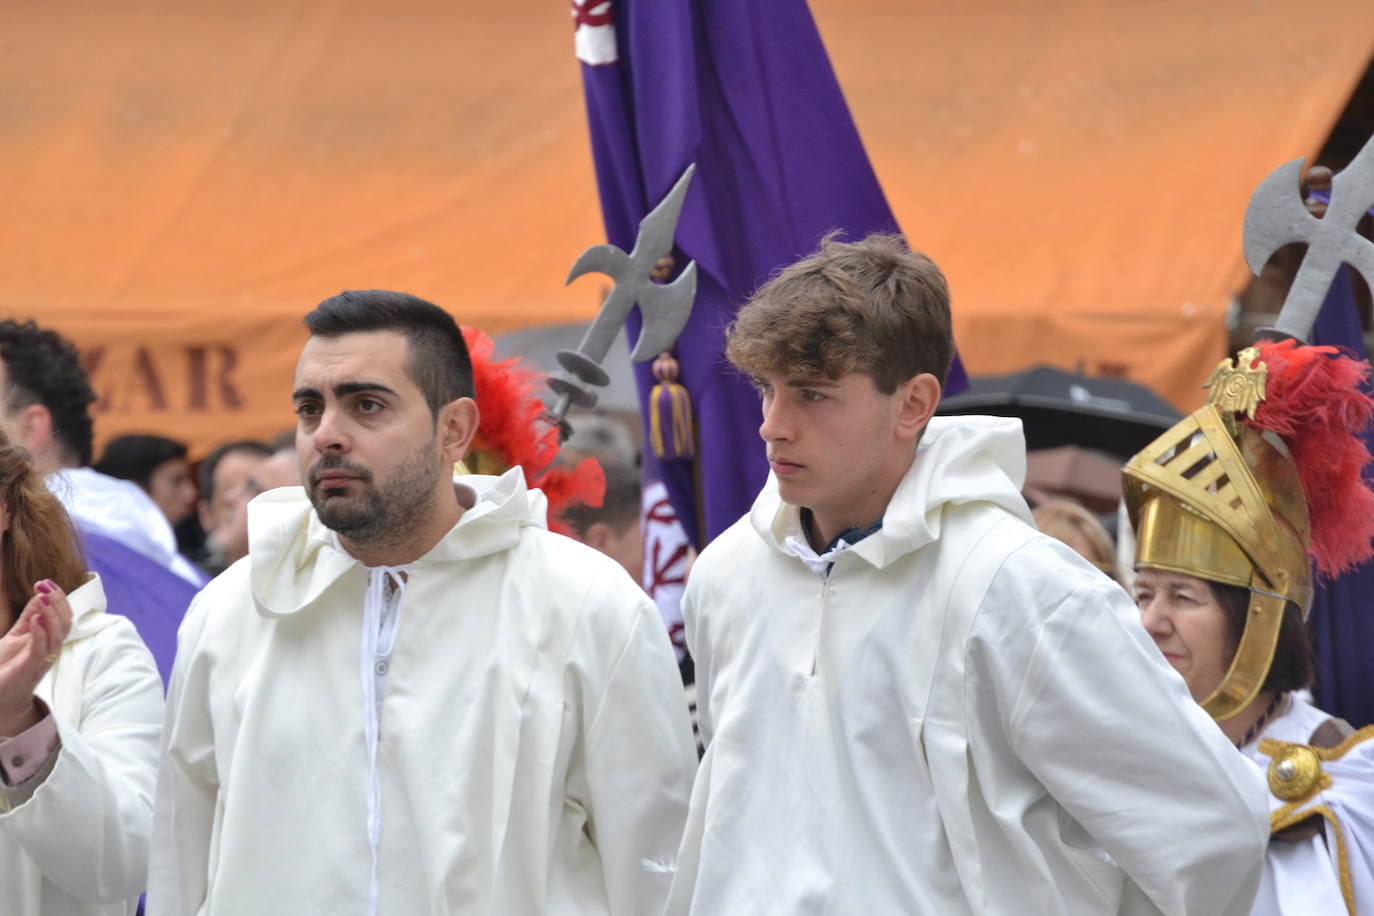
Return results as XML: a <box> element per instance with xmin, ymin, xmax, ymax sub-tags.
<box><xmin>1032</xmin><ymin>498</ymin><xmax>1118</xmax><ymax>582</ymax></box>
<box><xmin>94</xmin><ymin>436</ymin><xmax>198</xmax><ymax>529</ymax></box>
<box><xmin>1124</xmin><ymin>337</ymin><xmax>1374</xmax><ymax>915</ymax></box>
<box><xmin>558</xmin><ymin>461</ymin><xmax>645</xmax><ymax>584</ymax></box>
<box><xmin>0</xmin><ymin>319</ymin><xmax>202</xmax><ymax>685</ymax></box>
<box><xmin>242</xmin><ymin>433</ymin><xmax>300</xmax><ymax>499</ymax></box>
<box><xmin>190</xmin><ymin>440</ymin><xmax>270</xmax><ymax>576</ymax></box>
<box><xmin>0</xmin><ymin>428</ymin><xmax>163</xmax><ymax>915</ymax></box>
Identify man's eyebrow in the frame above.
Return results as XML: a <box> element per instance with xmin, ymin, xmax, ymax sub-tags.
<box><xmin>785</xmin><ymin>378</ymin><xmax>839</xmax><ymax>388</ymax></box>
<box><xmin>333</xmin><ymin>381</ymin><xmax>399</xmax><ymax>398</ymax></box>
<box><xmin>290</xmin><ymin>382</ymin><xmax>399</xmax><ymax>401</ymax></box>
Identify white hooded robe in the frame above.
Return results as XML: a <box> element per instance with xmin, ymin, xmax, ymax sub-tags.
<box><xmin>148</xmin><ymin>470</ymin><xmax>696</xmax><ymax>915</ymax></box>
<box><xmin>667</xmin><ymin>416</ymin><xmax>1269</xmax><ymax>915</ymax></box>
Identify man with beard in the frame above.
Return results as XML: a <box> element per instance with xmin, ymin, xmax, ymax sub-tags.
<box><xmin>148</xmin><ymin>290</ymin><xmax>696</xmax><ymax>916</ymax></box>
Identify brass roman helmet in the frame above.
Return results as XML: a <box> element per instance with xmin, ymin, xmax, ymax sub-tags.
<box><xmin>1123</xmin><ymin>347</ymin><xmax>1312</xmax><ymax>721</ymax></box>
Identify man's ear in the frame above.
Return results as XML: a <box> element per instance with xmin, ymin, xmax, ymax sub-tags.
<box><xmin>583</xmin><ymin>521</ymin><xmax>613</xmax><ymax>552</ymax></box>
<box><xmin>11</xmin><ymin>403</ymin><xmax>55</xmax><ymax>465</ymax></box>
<box><xmin>895</xmin><ymin>373</ymin><xmax>942</xmax><ymax>441</ymax></box>
<box><xmin>438</xmin><ymin>397</ymin><xmax>480</xmax><ymax>465</ymax></box>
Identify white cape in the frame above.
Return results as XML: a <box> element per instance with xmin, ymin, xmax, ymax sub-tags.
<box><xmin>1246</xmin><ymin>694</ymin><xmax>1374</xmax><ymax>916</ymax></box>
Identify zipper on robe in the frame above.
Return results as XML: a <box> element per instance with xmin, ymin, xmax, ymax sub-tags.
<box><xmin>361</xmin><ymin>565</ymin><xmax>408</xmax><ymax>916</ymax></box>
<box><xmin>812</xmin><ymin>574</ymin><xmax>830</xmax><ymax>678</ymax></box>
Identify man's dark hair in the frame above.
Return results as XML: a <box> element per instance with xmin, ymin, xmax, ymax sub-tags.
<box><xmin>0</xmin><ymin>319</ymin><xmax>98</xmax><ymax>466</ymax></box>
<box><xmin>94</xmin><ymin>435</ymin><xmax>189</xmax><ymax>490</ymax></box>
<box><xmin>1212</xmin><ymin>582</ymin><xmax>1316</xmax><ymax>693</ymax></box>
<box><xmin>304</xmin><ymin>290</ymin><xmax>475</xmax><ymax>414</ymax></box>
<box><xmin>559</xmin><ymin>461</ymin><xmax>642</xmax><ymax>538</ymax></box>
<box><xmin>198</xmin><ymin>440</ymin><xmax>272</xmax><ymax>503</ymax></box>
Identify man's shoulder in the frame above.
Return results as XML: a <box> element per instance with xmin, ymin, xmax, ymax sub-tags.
<box><xmin>974</xmin><ymin>519</ymin><xmax>1131</xmax><ymax>625</ymax></box>
<box><xmin>179</xmin><ymin>556</ymin><xmax>257</xmax><ymax>642</ymax></box>
<box><xmin>508</xmin><ymin>526</ymin><xmax>653</xmax><ymax>611</ymax></box>
<box><xmin>515</xmin><ymin>524</ymin><xmax>624</xmax><ymax>572</ymax></box>
<box><xmin>693</xmin><ymin>514</ymin><xmax>769</xmax><ymax>575</ymax></box>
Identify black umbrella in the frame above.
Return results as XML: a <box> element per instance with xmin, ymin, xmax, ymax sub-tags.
<box><xmin>936</xmin><ymin>365</ymin><xmax>1182</xmax><ymax>460</ymax></box>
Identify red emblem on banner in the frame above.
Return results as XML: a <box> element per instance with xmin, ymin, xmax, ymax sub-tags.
<box><xmin>571</xmin><ymin>0</ymin><xmax>617</xmax><ymax>65</ymax></box>
<box><xmin>570</xmin><ymin>0</ymin><xmax>613</xmax><ymax>29</ymax></box>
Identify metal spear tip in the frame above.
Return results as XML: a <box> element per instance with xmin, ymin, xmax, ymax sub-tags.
<box><xmin>1243</xmin><ymin>157</ymin><xmax>1308</xmax><ymax>277</ymax></box>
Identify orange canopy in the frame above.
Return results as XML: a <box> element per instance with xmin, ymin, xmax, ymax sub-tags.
<box><xmin>825</xmin><ymin>0</ymin><xmax>1374</xmax><ymax>414</ymax></box>
<box><xmin>1</xmin><ymin>0</ymin><xmax>1370</xmax><ymax>457</ymax></box>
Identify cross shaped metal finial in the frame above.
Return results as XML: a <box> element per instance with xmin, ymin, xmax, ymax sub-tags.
<box><xmin>1243</xmin><ymin>132</ymin><xmax>1374</xmax><ymax>343</ymax></box>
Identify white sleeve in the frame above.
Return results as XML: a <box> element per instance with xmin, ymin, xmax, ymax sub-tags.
<box><xmin>0</xmin><ymin>618</ymin><xmax>163</xmax><ymax>903</ymax></box>
<box><xmin>582</xmin><ymin>598</ymin><xmax>697</xmax><ymax>916</ymax></box>
<box><xmin>146</xmin><ymin>596</ymin><xmax>219</xmax><ymax>916</ymax></box>
<box><xmin>986</xmin><ymin>546</ymin><xmax>1269</xmax><ymax>915</ymax></box>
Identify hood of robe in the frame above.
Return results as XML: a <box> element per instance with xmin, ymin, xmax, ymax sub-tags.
<box><xmin>750</xmin><ymin>415</ymin><xmax>1034</xmax><ymax>570</ymax></box>
<box><xmin>247</xmin><ymin>465</ymin><xmax>548</xmax><ymax>619</ymax></box>
<box><xmin>47</xmin><ymin>467</ymin><xmax>190</xmax><ymax>578</ymax></box>
<box><xmin>63</xmin><ymin>574</ymin><xmax>121</xmax><ymax>643</ymax></box>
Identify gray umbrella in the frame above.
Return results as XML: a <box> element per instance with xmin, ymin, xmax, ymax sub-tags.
<box><xmin>936</xmin><ymin>365</ymin><xmax>1181</xmax><ymax>460</ymax></box>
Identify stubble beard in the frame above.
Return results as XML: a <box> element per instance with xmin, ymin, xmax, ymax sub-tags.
<box><xmin>309</xmin><ymin>436</ymin><xmax>442</xmax><ymax>550</ymax></box>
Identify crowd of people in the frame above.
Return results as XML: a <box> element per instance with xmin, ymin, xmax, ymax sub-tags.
<box><xmin>0</xmin><ymin>231</ymin><xmax>1370</xmax><ymax>915</ymax></box>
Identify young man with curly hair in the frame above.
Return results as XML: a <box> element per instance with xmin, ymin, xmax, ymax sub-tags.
<box><xmin>665</xmin><ymin>234</ymin><xmax>1269</xmax><ymax>915</ymax></box>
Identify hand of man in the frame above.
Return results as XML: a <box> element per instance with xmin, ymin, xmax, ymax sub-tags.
<box><xmin>0</xmin><ymin>581</ymin><xmax>74</xmax><ymax>736</ymax></box>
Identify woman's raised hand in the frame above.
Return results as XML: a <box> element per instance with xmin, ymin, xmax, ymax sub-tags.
<box><xmin>0</xmin><ymin>581</ymin><xmax>74</xmax><ymax>735</ymax></box>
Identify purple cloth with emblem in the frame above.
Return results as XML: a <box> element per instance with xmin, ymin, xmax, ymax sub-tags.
<box><xmin>1308</xmin><ymin>264</ymin><xmax>1374</xmax><ymax>728</ymax></box>
<box><xmin>573</xmin><ymin>0</ymin><xmax>967</xmax><ymax>546</ymax></box>
<box><xmin>80</xmin><ymin>531</ymin><xmax>199</xmax><ymax>689</ymax></box>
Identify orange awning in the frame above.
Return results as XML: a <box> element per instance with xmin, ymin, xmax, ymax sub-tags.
<box><xmin>1</xmin><ymin>1</ymin><xmax>1371</xmax><ymax>456</ymax></box>
<box><xmin>819</xmin><ymin>0</ymin><xmax>1374</xmax><ymax>411</ymax></box>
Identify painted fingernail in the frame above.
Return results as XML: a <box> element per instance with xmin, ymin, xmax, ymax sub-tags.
<box><xmin>35</xmin><ymin>581</ymin><xmax>51</xmax><ymax>595</ymax></box>
<box><xmin>40</xmin><ymin>595</ymin><xmax>50</xmax><ymax>606</ymax></box>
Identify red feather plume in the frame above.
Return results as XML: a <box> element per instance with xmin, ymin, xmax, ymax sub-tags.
<box><xmin>461</xmin><ymin>327</ymin><xmax>605</xmax><ymax>534</ymax></box>
<box><xmin>1249</xmin><ymin>339</ymin><xmax>1374</xmax><ymax>578</ymax></box>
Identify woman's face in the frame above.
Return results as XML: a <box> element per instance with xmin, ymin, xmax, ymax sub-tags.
<box><xmin>1132</xmin><ymin>567</ymin><xmax>1235</xmax><ymax>702</ymax></box>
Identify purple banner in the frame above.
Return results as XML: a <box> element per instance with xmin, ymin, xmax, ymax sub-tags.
<box><xmin>573</xmin><ymin>0</ymin><xmax>967</xmax><ymax>546</ymax></box>
<box><xmin>82</xmin><ymin>531</ymin><xmax>198</xmax><ymax>689</ymax></box>
<box><xmin>1309</xmin><ymin>263</ymin><xmax>1374</xmax><ymax>728</ymax></box>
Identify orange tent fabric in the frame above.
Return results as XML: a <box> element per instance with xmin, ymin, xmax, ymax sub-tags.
<box><xmin>1</xmin><ymin>1</ymin><xmax>1371</xmax><ymax>457</ymax></box>
<box><xmin>823</xmin><ymin>0</ymin><xmax>1374</xmax><ymax>414</ymax></box>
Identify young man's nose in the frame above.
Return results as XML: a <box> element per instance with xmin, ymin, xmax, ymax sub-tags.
<box><xmin>759</xmin><ymin>397</ymin><xmax>794</xmax><ymax>442</ymax></box>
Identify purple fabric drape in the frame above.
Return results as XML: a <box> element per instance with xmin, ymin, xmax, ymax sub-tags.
<box><xmin>1309</xmin><ymin>264</ymin><xmax>1374</xmax><ymax>728</ymax></box>
<box><xmin>574</xmin><ymin>0</ymin><xmax>967</xmax><ymax>546</ymax></box>
<box><xmin>80</xmin><ymin>531</ymin><xmax>199</xmax><ymax>689</ymax></box>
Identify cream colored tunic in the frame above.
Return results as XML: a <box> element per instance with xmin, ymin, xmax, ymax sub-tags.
<box><xmin>668</xmin><ymin>417</ymin><xmax>1270</xmax><ymax>915</ymax></box>
<box><xmin>148</xmin><ymin>470</ymin><xmax>696</xmax><ymax>915</ymax></box>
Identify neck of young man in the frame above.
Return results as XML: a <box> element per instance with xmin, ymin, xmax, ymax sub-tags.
<box><xmin>805</xmin><ymin>462</ymin><xmax>913</xmax><ymax>548</ymax></box>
